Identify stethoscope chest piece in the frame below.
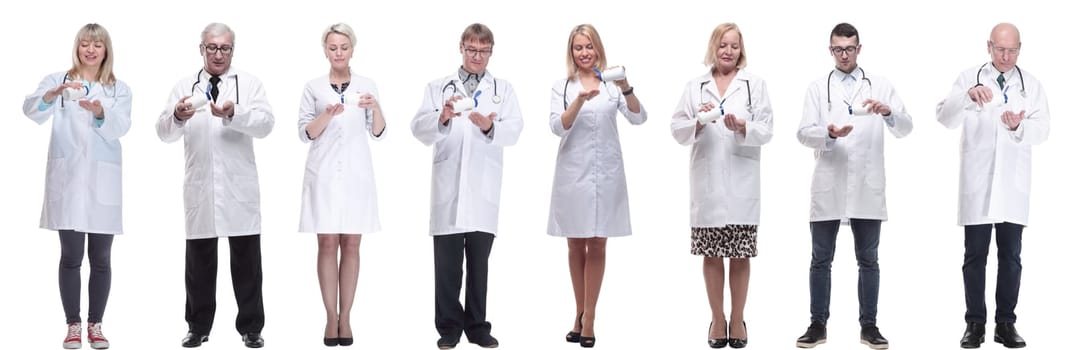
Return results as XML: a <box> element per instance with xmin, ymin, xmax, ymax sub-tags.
<box><xmin>491</xmin><ymin>95</ymin><xmax>502</xmax><ymax>104</ymax></box>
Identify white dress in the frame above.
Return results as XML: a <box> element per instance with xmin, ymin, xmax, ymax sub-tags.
<box><xmin>547</xmin><ymin>78</ymin><xmax>647</xmax><ymax>238</ymax></box>
<box><xmin>297</xmin><ymin>73</ymin><xmax>383</xmax><ymax>234</ymax></box>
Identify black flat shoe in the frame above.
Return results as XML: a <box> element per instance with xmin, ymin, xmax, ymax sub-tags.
<box><xmin>566</xmin><ymin>312</ymin><xmax>583</xmax><ymax>343</ymax></box>
<box><xmin>242</xmin><ymin>333</ymin><xmax>264</xmax><ymax>348</ymax></box>
<box><xmin>729</xmin><ymin>321</ymin><xmax>748</xmax><ymax>348</ymax></box>
<box><xmin>469</xmin><ymin>333</ymin><xmax>499</xmax><ymax>348</ymax></box>
<box><xmin>323</xmin><ymin>337</ymin><xmax>340</xmax><ymax>347</ymax></box>
<box><xmin>795</xmin><ymin>321</ymin><xmax>826</xmax><ymax>348</ymax></box>
<box><xmin>708</xmin><ymin>322</ymin><xmax>728</xmax><ymax>348</ymax></box>
<box><xmin>860</xmin><ymin>324</ymin><xmax>888</xmax><ymax>349</ymax></box>
<box><xmin>338</xmin><ymin>337</ymin><xmax>353</xmax><ymax>346</ymax></box>
<box><xmin>994</xmin><ymin>322</ymin><xmax>1026</xmax><ymax>348</ymax></box>
<box><xmin>437</xmin><ymin>335</ymin><xmax>460</xmax><ymax>350</ymax></box>
<box><xmin>182</xmin><ymin>332</ymin><xmax>209</xmax><ymax>348</ymax></box>
<box><xmin>960</xmin><ymin>322</ymin><xmax>984</xmax><ymax>348</ymax></box>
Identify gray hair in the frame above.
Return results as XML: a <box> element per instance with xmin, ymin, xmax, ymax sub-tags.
<box><xmin>201</xmin><ymin>22</ymin><xmax>235</xmax><ymax>44</ymax></box>
<box><xmin>323</xmin><ymin>23</ymin><xmax>357</xmax><ymax>49</ymax></box>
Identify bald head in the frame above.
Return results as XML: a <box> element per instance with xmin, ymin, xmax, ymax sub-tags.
<box><xmin>988</xmin><ymin>23</ymin><xmax>1021</xmax><ymax>72</ymax></box>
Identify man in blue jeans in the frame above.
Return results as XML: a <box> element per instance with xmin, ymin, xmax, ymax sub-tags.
<box><xmin>794</xmin><ymin>22</ymin><xmax>913</xmax><ymax>349</ymax></box>
<box><xmin>936</xmin><ymin>22</ymin><xmax>1049</xmax><ymax>349</ymax></box>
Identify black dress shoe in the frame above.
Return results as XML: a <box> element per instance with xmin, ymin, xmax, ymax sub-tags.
<box><xmin>182</xmin><ymin>332</ymin><xmax>209</xmax><ymax>348</ymax></box>
<box><xmin>437</xmin><ymin>335</ymin><xmax>460</xmax><ymax>350</ymax></box>
<box><xmin>960</xmin><ymin>322</ymin><xmax>985</xmax><ymax>348</ymax></box>
<box><xmin>242</xmin><ymin>333</ymin><xmax>264</xmax><ymax>348</ymax></box>
<box><xmin>994</xmin><ymin>322</ymin><xmax>1026</xmax><ymax>348</ymax></box>
<box><xmin>708</xmin><ymin>321</ymin><xmax>728</xmax><ymax>348</ymax></box>
<box><xmin>860</xmin><ymin>324</ymin><xmax>889</xmax><ymax>349</ymax></box>
<box><xmin>729</xmin><ymin>321</ymin><xmax>748</xmax><ymax>348</ymax></box>
<box><xmin>468</xmin><ymin>333</ymin><xmax>499</xmax><ymax>348</ymax></box>
<box><xmin>795</xmin><ymin>321</ymin><xmax>826</xmax><ymax>348</ymax></box>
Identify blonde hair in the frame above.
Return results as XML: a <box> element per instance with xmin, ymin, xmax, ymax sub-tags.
<box><xmin>68</xmin><ymin>23</ymin><xmax>116</xmax><ymax>85</ymax></box>
<box><xmin>322</xmin><ymin>23</ymin><xmax>357</xmax><ymax>48</ymax></box>
<box><xmin>565</xmin><ymin>24</ymin><xmax>608</xmax><ymax>81</ymax></box>
<box><xmin>703</xmin><ymin>23</ymin><xmax>747</xmax><ymax>69</ymax></box>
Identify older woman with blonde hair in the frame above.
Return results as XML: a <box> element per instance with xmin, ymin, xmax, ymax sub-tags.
<box><xmin>23</xmin><ymin>23</ymin><xmax>132</xmax><ymax>350</ymax></box>
<box><xmin>670</xmin><ymin>22</ymin><xmax>774</xmax><ymax>349</ymax></box>
<box><xmin>548</xmin><ymin>23</ymin><xmax>647</xmax><ymax>348</ymax></box>
<box><xmin>297</xmin><ymin>22</ymin><xmax>386</xmax><ymax>347</ymax></box>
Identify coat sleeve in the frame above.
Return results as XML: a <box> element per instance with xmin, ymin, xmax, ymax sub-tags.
<box><xmin>483</xmin><ymin>81</ymin><xmax>522</xmax><ymax>147</ymax></box>
<box><xmin>366</xmin><ymin>82</ymin><xmax>386</xmax><ymax>140</ymax></box>
<box><xmin>90</xmin><ymin>81</ymin><xmax>133</xmax><ymax>141</ymax></box>
<box><xmin>411</xmin><ymin>81</ymin><xmax>450</xmax><ymax>146</ymax></box>
<box><xmin>1008</xmin><ymin>78</ymin><xmax>1049</xmax><ymax>145</ymax></box>
<box><xmin>297</xmin><ymin>82</ymin><xmax>317</xmax><ymax>143</ymax></box>
<box><xmin>549</xmin><ymin>80</ymin><xmax>570</xmax><ymax>137</ymax></box>
<box><xmin>670</xmin><ymin>82</ymin><xmax>700</xmax><ymax>146</ymax></box>
<box><xmin>936</xmin><ymin>70</ymin><xmax>977</xmax><ymax>129</ymax></box>
<box><xmin>736</xmin><ymin>78</ymin><xmax>774</xmax><ymax>146</ymax></box>
<box><xmin>797</xmin><ymin>82</ymin><xmax>836</xmax><ymax>150</ymax></box>
<box><xmin>23</xmin><ymin>73</ymin><xmax>61</xmax><ymax>125</ymax></box>
<box><xmin>156</xmin><ymin>81</ymin><xmax>187</xmax><ymax>143</ymax></box>
<box><xmin>881</xmin><ymin>82</ymin><xmax>912</xmax><ymax>138</ymax></box>
<box><xmin>223</xmin><ymin>76</ymin><xmax>274</xmax><ymax>139</ymax></box>
<box><xmin>617</xmin><ymin>85</ymin><xmax>647</xmax><ymax>125</ymax></box>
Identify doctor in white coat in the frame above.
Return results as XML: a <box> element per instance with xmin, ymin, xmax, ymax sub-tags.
<box><xmin>670</xmin><ymin>23</ymin><xmax>772</xmax><ymax>349</ymax></box>
<box><xmin>296</xmin><ymin>23</ymin><xmax>386</xmax><ymax>347</ymax></box>
<box><xmin>155</xmin><ymin>23</ymin><xmax>273</xmax><ymax>349</ymax></box>
<box><xmin>410</xmin><ymin>23</ymin><xmax>522</xmax><ymax>350</ymax></box>
<box><xmin>937</xmin><ymin>23</ymin><xmax>1048</xmax><ymax>350</ymax></box>
<box><xmin>794</xmin><ymin>23</ymin><xmax>911</xmax><ymax>350</ymax></box>
<box><xmin>548</xmin><ymin>24</ymin><xmax>646</xmax><ymax>348</ymax></box>
<box><xmin>23</xmin><ymin>23</ymin><xmax>130</xmax><ymax>350</ymax></box>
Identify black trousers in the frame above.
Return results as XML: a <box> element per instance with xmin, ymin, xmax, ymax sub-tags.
<box><xmin>433</xmin><ymin>231</ymin><xmax>494</xmax><ymax>340</ymax></box>
<box><xmin>185</xmin><ymin>235</ymin><xmax>265</xmax><ymax>335</ymax></box>
<box><xmin>963</xmin><ymin>223</ymin><xmax>1023</xmax><ymax>323</ymax></box>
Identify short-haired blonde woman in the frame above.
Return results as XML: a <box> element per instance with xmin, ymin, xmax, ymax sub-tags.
<box><xmin>669</xmin><ymin>23</ymin><xmax>774</xmax><ymax>349</ymax></box>
<box><xmin>297</xmin><ymin>22</ymin><xmax>386</xmax><ymax>347</ymax></box>
<box><xmin>548</xmin><ymin>23</ymin><xmax>647</xmax><ymax>348</ymax></box>
<box><xmin>23</xmin><ymin>23</ymin><xmax>132</xmax><ymax>350</ymax></box>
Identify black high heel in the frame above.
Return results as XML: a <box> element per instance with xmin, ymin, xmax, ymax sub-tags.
<box><xmin>566</xmin><ymin>312</ymin><xmax>583</xmax><ymax>343</ymax></box>
<box><xmin>728</xmin><ymin>321</ymin><xmax>747</xmax><ymax>349</ymax></box>
<box><xmin>579</xmin><ymin>314</ymin><xmax>595</xmax><ymax>348</ymax></box>
<box><xmin>708</xmin><ymin>321</ymin><xmax>728</xmax><ymax>348</ymax></box>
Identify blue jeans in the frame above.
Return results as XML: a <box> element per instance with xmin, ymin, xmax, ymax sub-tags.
<box><xmin>963</xmin><ymin>223</ymin><xmax>1023</xmax><ymax>324</ymax></box>
<box><xmin>809</xmin><ymin>219</ymin><xmax>880</xmax><ymax>326</ymax></box>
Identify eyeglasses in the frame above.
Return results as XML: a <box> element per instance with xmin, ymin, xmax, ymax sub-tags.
<box><xmin>464</xmin><ymin>48</ymin><xmax>493</xmax><ymax>58</ymax></box>
<box><xmin>201</xmin><ymin>44</ymin><xmax>234</xmax><ymax>56</ymax></box>
<box><xmin>989</xmin><ymin>42</ymin><xmax>1020</xmax><ymax>56</ymax></box>
<box><xmin>829</xmin><ymin>45</ymin><xmax>859</xmax><ymax>55</ymax></box>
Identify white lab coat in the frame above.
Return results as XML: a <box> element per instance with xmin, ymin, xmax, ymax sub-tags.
<box><xmin>797</xmin><ymin>68</ymin><xmax>912</xmax><ymax>222</ymax></box>
<box><xmin>156</xmin><ymin>68</ymin><xmax>275</xmax><ymax>239</ymax></box>
<box><xmin>23</xmin><ymin>72</ymin><xmax>132</xmax><ymax>234</ymax></box>
<box><xmin>936</xmin><ymin>63</ymin><xmax>1049</xmax><ymax>226</ymax></box>
<box><xmin>410</xmin><ymin>71</ymin><xmax>523</xmax><ymax>236</ymax></box>
<box><xmin>670</xmin><ymin>71</ymin><xmax>773</xmax><ymax>228</ymax></box>
<box><xmin>297</xmin><ymin>73</ymin><xmax>383</xmax><ymax>234</ymax></box>
<box><xmin>547</xmin><ymin>78</ymin><xmax>647</xmax><ymax>237</ymax></box>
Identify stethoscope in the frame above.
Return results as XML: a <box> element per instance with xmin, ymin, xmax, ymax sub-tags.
<box><xmin>975</xmin><ymin>62</ymin><xmax>1026</xmax><ymax>103</ymax></box>
<box><xmin>826</xmin><ymin>68</ymin><xmax>872</xmax><ymax>113</ymax></box>
<box><xmin>60</xmin><ymin>72</ymin><xmax>115</xmax><ymax>108</ymax></box>
<box><xmin>441</xmin><ymin>71</ymin><xmax>500</xmax><ymax>106</ymax></box>
<box><xmin>698</xmin><ymin>78</ymin><xmax>753</xmax><ymax>116</ymax></box>
<box><xmin>191</xmin><ymin>69</ymin><xmax>240</xmax><ymax>104</ymax></box>
<box><xmin>561</xmin><ymin>77</ymin><xmax>621</xmax><ymax>109</ymax></box>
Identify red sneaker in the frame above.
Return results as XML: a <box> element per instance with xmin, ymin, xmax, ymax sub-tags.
<box><xmin>87</xmin><ymin>323</ymin><xmax>110</xmax><ymax>349</ymax></box>
<box><xmin>63</xmin><ymin>322</ymin><xmax>82</xmax><ymax>349</ymax></box>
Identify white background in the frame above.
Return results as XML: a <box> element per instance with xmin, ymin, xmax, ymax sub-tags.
<box><xmin>1</xmin><ymin>0</ymin><xmax>1069</xmax><ymax>349</ymax></box>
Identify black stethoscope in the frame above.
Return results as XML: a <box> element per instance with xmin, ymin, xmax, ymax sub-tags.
<box><xmin>561</xmin><ymin>78</ymin><xmax>621</xmax><ymax>109</ymax></box>
<box><xmin>60</xmin><ymin>72</ymin><xmax>115</xmax><ymax>108</ymax></box>
<box><xmin>441</xmin><ymin>71</ymin><xmax>500</xmax><ymax>106</ymax></box>
<box><xmin>191</xmin><ymin>69</ymin><xmax>240</xmax><ymax>104</ymax></box>
<box><xmin>976</xmin><ymin>63</ymin><xmax>1026</xmax><ymax>102</ymax></box>
<box><xmin>826</xmin><ymin>68</ymin><xmax>872</xmax><ymax>113</ymax></box>
<box><xmin>699</xmin><ymin>78</ymin><xmax>753</xmax><ymax>116</ymax></box>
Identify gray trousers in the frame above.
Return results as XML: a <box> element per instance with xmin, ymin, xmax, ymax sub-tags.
<box><xmin>59</xmin><ymin>230</ymin><xmax>113</xmax><ymax>324</ymax></box>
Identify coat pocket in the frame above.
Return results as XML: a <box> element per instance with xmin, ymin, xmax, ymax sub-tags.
<box><xmin>94</xmin><ymin>161</ymin><xmax>122</xmax><ymax>206</ymax></box>
<box><xmin>46</xmin><ymin>158</ymin><xmax>67</xmax><ymax>202</ymax></box>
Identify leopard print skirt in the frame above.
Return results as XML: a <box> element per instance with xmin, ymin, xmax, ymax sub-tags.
<box><xmin>690</xmin><ymin>225</ymin><xmax>758</xmax><ymax>258</ymax></box>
